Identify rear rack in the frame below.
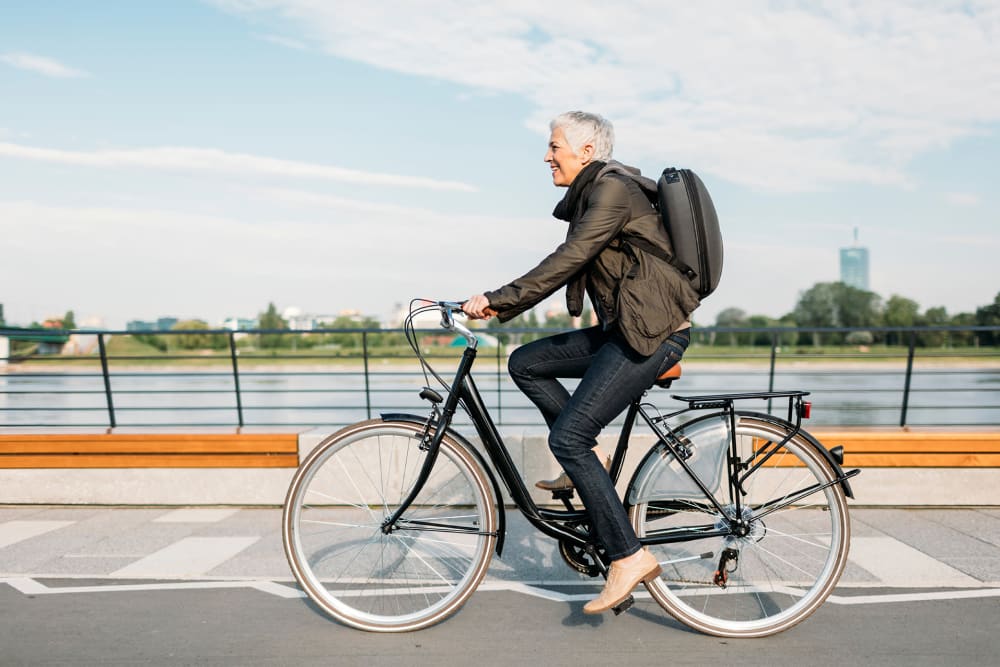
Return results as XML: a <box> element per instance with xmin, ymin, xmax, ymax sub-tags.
<box><xmin>671</xmin><ymin>391</ymin><xmax>811</xmax><ymax>421</ymax></box>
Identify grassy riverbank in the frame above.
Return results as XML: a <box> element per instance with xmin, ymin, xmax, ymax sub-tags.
<box><xmin>3</xmin><ymin>334</ymin><xmax>996</xmax><ymax>372</ymax></box>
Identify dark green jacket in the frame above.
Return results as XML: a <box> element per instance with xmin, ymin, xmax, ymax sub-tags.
<box><xmin>485</xmin><ymin>161</ymin><xmax>700</xmax><ymax>356</ymax></box>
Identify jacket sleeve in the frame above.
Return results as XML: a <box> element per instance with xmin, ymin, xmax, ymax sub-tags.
<box><xmin>484</xmin><ymin>177</ymin><xmax>632</xmax><ymax>321</ymax></box>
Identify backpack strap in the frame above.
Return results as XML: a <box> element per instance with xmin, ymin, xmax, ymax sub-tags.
<box><xmin>621</xmin><ymin>233</ymin><xmax>699</xmax><ymax>282</ymax></box>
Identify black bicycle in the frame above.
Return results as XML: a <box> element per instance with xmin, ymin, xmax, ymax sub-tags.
<box><xmin>282</xmin><ymin>300</ymin><xmax>860</xmax><ymax>636</ymax></box>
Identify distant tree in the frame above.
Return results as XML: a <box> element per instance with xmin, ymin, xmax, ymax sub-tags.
<box><xmin>258</xmin><ymin>302</ymin><xmax>288</xmax><ymax>349</ymax></box>
<box><xmin>793</xmin><ymin>282</ymin><xmax>882</xmax><ymax>346</ymax></box>
<box><xmin>883</xmin><ymin>295</ymin><xmax>920</xmax><ymax>345</ymax></box>
<box><xmin>62</xmin><ymin>310</ymin><xmax>76</xmax><ymax>330</ymax></box>
<box><xmin>793</xmin><ymin>284</ymin><xmax>838</xmax><ymax>346</ymax></box>
<box><xmin>324</xmin><ymin>314</ymin><xmax>374</xmax><ymax>349</ymax></box>
<box><xmin>133</xmin><ymin>333</ymin><xmax>168</xmax><ymax>352</ymax></box>
<box><xmin>488</xmin><ymin>309</ymin><xmax>543</xmax><ymax>345</ymax></box>
<box><xmin>746</xmin><ymin>314</ymin><xmax>776</xmax><ymax>346</ymax></box>
<box><xmin>836</xmin><ymin>285</ymin><xmax>882</xmax><ymax>330</ymax></box>
<box><xmin>974</xmin><ymin>291</ymin><xmax>1000</xmax><ymax>345</ymax></box>
<box><xmin>171</xmin><ymin>320</ymin><xmax>226</xmax><ymax>350</ymax></box>
<box><xmin>776</xmin><ymin>313</ymin><xmax>799</xmax><ymax>347</ymax></box>
<box><xmin>949</xmin><ymin>311</ymin><xmax>977</xmax><ymax>346</ymax></box>
<box><xmin>920</xmin><ymin>306</ymin><xmax>949</xmax><ymax>347</ymax></box>
<box><xmin>544</xmin><ymin>312</ymin><xmax>575</xmax><ymax>329</ymax></box>
<box><xmin>715</xmin><ymin>307</ymin><xmax>747</xmax><ymax>346</ymax></box>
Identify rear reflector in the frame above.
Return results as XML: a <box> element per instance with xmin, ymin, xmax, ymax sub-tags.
<box><xmin>800</xmin><ymin>401</ymin><xmax>812</xmax><ymax>419</ymax></box>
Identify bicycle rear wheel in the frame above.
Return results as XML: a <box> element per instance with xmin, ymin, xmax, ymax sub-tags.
<box><xmin>628</xmin><ymin>413</ymin><xmax>850</xmax><ymax>637</ymax></box>
<box><xmin>282</xmin><ymin>419</ymin><xmax>498</xmax><ymax>632</ymax></box>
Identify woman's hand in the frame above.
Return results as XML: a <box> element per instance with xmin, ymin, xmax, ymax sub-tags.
<box><xmin>462</xmin><ymin>294</ymin><xmax>495</xmax><ymax>320</ymax></box>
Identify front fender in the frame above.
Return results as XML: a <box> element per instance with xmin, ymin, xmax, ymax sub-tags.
<box><xmin>380</xmin><ymin>413</ymin><xmax>507</xmax><ymax>557</ymax></box>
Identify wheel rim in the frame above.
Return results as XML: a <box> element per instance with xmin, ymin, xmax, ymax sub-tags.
<box><xmin>630</xmin><ymin>415</ymin><xmax>849</xmax><ymax>637</ymax></box>
<box><xmin>283</xmin><ymin>422</ymin><xmax>496</xmax><ymax>630</ymax></box>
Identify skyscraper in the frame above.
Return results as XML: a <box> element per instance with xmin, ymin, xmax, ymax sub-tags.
<box><xmin>839</xmin><ymin>228</ymin><xmax>870</xmax><ymax>291</ymax></box>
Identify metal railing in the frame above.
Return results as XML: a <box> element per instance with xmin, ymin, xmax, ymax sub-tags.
<box><xmin>0</xmin><ymin>325</ymin><xmax>997</xmax><ymax>429</ymax></box>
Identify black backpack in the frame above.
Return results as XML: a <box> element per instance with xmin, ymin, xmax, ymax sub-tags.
<box><xmin>626</xmin><ymin>168</ymin><xmax>724</xmax><ymax>299</ymax></box>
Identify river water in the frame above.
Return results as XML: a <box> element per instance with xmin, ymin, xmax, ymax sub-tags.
<box><xmin>1</xmin><ymin>361</ymin><xmax>997</xmax><ymax>429</ymax></box>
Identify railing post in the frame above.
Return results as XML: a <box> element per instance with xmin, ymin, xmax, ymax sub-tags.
<box><xmin>97</xmin><ymin>333</ymin><xmax>116</xmax><ymax>428</ymax></box>
<box><xmin>362</xmin><ymin>331</ymin><xmax>372</xmax><ymax>419</ymax></box>
<box><xmin>229</xmin><ymin>331</ymin><xmax>244</xmax><ymax>427</ymax></box>
<box><xmin>900</xmin><ymin>329</ymin><xmax>917</xmax><ymax>427</ymax></box>
<box><xmin>496</xmin><ymin>342</ymin><xmax>503</xmax><ymax>425</ymax></box>
<box><xmin>767</xmin><ymin>331</ymin><xmax>777</xmax><ymax>413</ymax></box>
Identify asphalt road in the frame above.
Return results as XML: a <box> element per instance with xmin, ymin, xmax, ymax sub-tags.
<box><xmin>2</xmin><ymin>506</ymin><xmax>999</xmax><ymax>666</ymax></box>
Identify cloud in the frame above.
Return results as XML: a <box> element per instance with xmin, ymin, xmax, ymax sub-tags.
<box><xmin>945</xmin><ymin>192</ymin><xmax>981</xmax><ymax>207</ymax></box>
<box><xmin>0</xmin><ymin>141</ymin><xmax>477</xmax><ymax>192</ymax></box>
<box><xmin>0</xmin><ymin>52</ymin><xmax>89</xmax><ymax>78</ymax></box>
<box><xmin>0</xmin><ymin>197</ymin><xmax>561</xmax><ymax>325</ymax></box>
<box><xmin>255</xmin><ymin>33</ymin><xmax>308</xmax><ymax>50</ymax></box>
<box><xmin>211</xmin><ymin>1</ymin><xmax>1000</xmax><ymax>192</ymax></box>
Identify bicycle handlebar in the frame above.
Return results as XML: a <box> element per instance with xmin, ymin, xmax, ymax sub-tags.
<box><xmin>434</xmin><ymin>301</ymin><xmax>479</xmax><ymax>350</ymax></box>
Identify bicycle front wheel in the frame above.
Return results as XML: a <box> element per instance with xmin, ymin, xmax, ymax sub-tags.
<box><xmin>628</xmin><ymin>413</ymin><xmax>850</xmax><ymax>637</ymax></box>
<box><xmin>282</xmin><ymin>420</ymin><xmax>498</xmax><ymax>632</ymax></box>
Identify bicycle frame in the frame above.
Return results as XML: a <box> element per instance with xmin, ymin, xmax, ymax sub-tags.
<box><xmin>384</xmin><ymin>306</ymin><xmax>858</xmax><ymax>560</ymax></box>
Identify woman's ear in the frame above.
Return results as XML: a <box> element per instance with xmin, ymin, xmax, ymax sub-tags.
<box><xmin>579</xmin><ymin>142</ymin><xmax>596</xmax><ymax>164</ymax></box>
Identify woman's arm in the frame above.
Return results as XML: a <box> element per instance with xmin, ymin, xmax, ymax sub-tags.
<box><xmin>482</xmin><ymin>177</ymin><xmax>632</xmax><ymax>320</ymax></box>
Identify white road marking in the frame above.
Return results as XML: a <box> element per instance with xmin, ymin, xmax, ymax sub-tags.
<box><xmin>0</xmin><ymin>521</ymin><xmax>74</xmax><ymax>549</ymax></box>
<box><xmin>153</xmin><ymin>508</ymin><xmax>240</xmax><ymax>523</ymax></box>
<box><xmin>110</xmin><ymin>537</ymin><xmax>259</xmax><ymax>578</ymax></box>
<box><xmin>2</xmin><ymin>577</ymin><xmax>998</xmax><ymax>607</ymax></box>
<box><xmin>849</xmin><ymin>536</ymin><xmax>980</xmax><ymax>587</ymax></box>
<box><xmin>828</xmin><ymin>588</ymin><xmax>1000</xmax><ymax>605</ymax></box>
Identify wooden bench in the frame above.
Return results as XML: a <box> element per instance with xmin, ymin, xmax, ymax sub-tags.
<box><xmin>809</xmin><ymin>430</ymin><xmax>1000</xmax><ymax>468</ymax></box>
<box><xmin>0</xmin><ymin>432</ymin><xmax>300</xmax><ymax>468</ymax></box>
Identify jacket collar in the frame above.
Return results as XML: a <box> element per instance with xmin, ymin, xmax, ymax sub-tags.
<box><xmin>552</xmin><ymin>160</ymin><xmax>605</xmax><ymax>222</ymax></box>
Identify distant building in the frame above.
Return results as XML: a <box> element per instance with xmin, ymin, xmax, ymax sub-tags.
<box><xmin>839</xmin><ymin>228</ymin><xmax>870</xmax><ymax>291</ymax></box>
<box><xmin>222</xmin><ymin>317</ymin><xmax>257</xmax><ymax>331</ymax></box>
<box><xmin>127</xmin><ymin>317</ymin><xmax>179</xmax><ymax>332</ymax></box>
<box><xmin>126</xmin><ymin>320</ymin><xmax>156</xmax><ymax>332</ymax></box>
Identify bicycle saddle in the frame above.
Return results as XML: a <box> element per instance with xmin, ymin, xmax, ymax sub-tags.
<box><xmin>655</xmin><ymin>363</ymin><xmax>682</xmax><ymax>387</ymax></box>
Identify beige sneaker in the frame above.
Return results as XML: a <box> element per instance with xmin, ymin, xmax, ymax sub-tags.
<box><xmin>535</xmin><ymin>455</ymin><xmax>612</xmax><ymax>491</ymax></box>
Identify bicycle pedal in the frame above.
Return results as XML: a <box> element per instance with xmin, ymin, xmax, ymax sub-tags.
<box><xmin>611</xmin><ymin>595</ymin><xmax>635</xmax><ymax>616</ymax></box>
<box><xmin>550</xmin><ymin>488</ymin><xmax>575</xmax><ymax>501</ymax></box>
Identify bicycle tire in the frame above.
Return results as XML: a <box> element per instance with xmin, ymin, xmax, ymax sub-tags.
<box><xmin>628</xmin><ymin>412</ymin><xmax>850</xmax><ymax>638</ymax></box>
<box><xmin>282</xmin><ymin>419</ymin><xmax>498</xmax><ymax>632</ymax></box>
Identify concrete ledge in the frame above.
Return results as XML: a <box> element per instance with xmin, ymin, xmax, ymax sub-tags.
<box><xmin>0</xmin><ymin>427</ymin><xmax>997</xmax><ymax>506</ymax></box>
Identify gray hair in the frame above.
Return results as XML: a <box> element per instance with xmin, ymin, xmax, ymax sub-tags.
<box><xmin>550</xmin><ymin>111</ymin><xmax>615</xmax><ymax>161</ymax></box>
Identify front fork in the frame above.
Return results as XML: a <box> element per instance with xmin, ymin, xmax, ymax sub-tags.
<box><xmin>381</xmin><ymin>347</ymin><xmax>478</xmax><ymax>534</ymax></box>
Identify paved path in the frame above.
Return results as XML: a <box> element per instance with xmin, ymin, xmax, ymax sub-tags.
<box><xmin>2</xmin><ymin>506</ymin><xmax>999</xmax><ymax>665</ymax></box>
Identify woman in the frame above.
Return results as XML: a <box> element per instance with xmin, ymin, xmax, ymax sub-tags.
<box><xmin>463</xmin><ymin>111</ymin><xmax>699</xmax><ymax>614</ymax></box>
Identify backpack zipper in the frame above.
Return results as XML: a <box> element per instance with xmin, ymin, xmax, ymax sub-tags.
<box><xmin>681</xmin><ymin>169</ymin><xmax>709</xmax><ymax>292</ymax></box>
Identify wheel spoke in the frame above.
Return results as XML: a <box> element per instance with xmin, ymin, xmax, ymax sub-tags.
<box><xmin>283</xmin><ymin>423</ymin><xmax>495</xmax><ymax>631</ymax></box>
<box><xmin>631</xmin><ymin>415</ymin><xmax>848</xmax><ymax>637</ymax></box>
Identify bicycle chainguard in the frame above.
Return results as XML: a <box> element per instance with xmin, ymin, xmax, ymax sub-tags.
<box><xmin>611</xmin><ymin>595</ymin><xmax>635</xmax><ymax>616</ymax></box>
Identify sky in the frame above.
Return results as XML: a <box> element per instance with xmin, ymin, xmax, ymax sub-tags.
<box><xmin>1</xmin><ymin>1</ymin><xmax>998</xmax><ymax>330</ymax></box>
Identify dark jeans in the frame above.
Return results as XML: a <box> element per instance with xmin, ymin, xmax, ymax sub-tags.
<box><xmin>509</xmin><ymin>325</ymin><xmax>690</xmax><ymax>560</ymax></box>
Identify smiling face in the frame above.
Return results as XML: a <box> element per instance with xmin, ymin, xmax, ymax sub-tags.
<box><xmin>544</xmin><ymin>127</ymin><xmax>593</xmax><ymax>187</ymax></box>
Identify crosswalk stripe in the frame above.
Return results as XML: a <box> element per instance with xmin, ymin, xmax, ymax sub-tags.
<box><xmin>153</xmin><ymin>509</ymin><xmax>239</xmax><ymax>523</ymax></box>
<box><xmin>0</xmin><ymin>521</ymin><xmax>74</xmax><ymax>549</ymax></box>
<box><xmin>849</xmin><ymin>536</ymin><xmax>979</xmax><ymax>587</ymax></box>
<box><xmin>110</xmin><ymin>537</ymin><xmax>259</xmax><ymax>578</ymax></box>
